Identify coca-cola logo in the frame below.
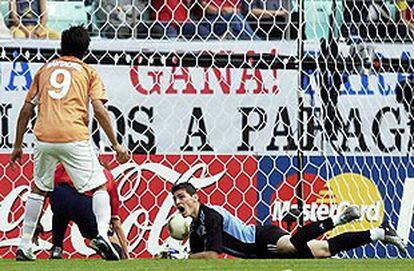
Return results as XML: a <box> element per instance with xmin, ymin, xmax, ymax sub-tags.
<box><xmin>111</xmin><ymin>162</ymin><xmax>225</xmax><ymax>256</ymax></box>
<box><xmin>0</xmin><ymin>156</ymin><xmax>256</xmax><ymax>257</ymax></box>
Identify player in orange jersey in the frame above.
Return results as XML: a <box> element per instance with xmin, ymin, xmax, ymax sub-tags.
<box><xmin>9</xmin><ymin>26</ymin><xmax>129</xmax><ymax>261</ymax></box>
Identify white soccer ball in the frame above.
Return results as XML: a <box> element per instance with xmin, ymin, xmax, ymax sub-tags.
<box><xmin>167</xmin><ymin>213</ymin><xmax>192</xmax><ymax>240</ymax></box>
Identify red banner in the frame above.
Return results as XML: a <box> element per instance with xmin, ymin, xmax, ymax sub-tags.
<box><xmin>0</xmin><ymin>154</ymin><xmax>257</xmax><ymax>259</ymax></box>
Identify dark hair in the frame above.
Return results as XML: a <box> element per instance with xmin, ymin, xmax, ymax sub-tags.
<box><xmin>61</xmin><ymin>26</ymin><xmax>90</xmax><ymax>59</ymax></box>
<box><xmin>171</xmin><ymin>182</ymin><xmax>197</xmax><ymax>196</ymax></box>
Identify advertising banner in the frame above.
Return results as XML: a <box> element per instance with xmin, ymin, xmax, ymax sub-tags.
<box><xmin>1</xmin><ymin>57</ymin><xmax>413</xmax><ymax>155</ymax></box>
<box><xmin>1</xmin><ymin>154</ymin><xmax>413</xmax><ymax>258</ymax></box>
<box><xmin>0</xmin><ymin>154</ymin><xmax>258</xmax><ymax>258</ymax></box>
<box><xmin>0</xmin><ymin>42</ymin><xmax>413</xmax><ymax>258</ymax></box>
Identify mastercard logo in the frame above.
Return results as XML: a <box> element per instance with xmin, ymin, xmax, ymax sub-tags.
<box><xmin>271</xmin><ymin>173</ymin><xmax>384</xmax><ymax>237</ymax></box>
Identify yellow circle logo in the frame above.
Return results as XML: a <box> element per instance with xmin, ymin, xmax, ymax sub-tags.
<box><xmin>322</xmin><ymin>173</ymin><xmax>384</xmax><ymax>237</ymax></box>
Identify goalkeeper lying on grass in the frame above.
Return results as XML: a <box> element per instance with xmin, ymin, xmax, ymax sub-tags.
<box><xmin>160</xmin><ymin>182</ymin><xmax>406</xmax><ymax>259</ymax></box>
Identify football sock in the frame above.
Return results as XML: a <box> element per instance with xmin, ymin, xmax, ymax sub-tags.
<box><xmin>19</xmin><ymin>193</ymin><xmax>45</xmax><ymax>250</ymax></box>
<box><xmin>92</xmin><ymin>190</ymin><xmax>111</xmax><ymax>240</ymax></box>
<box><xmin>331</xmin><ymin>212</ymin><xmax>343</xmax><ymax>226</ymax></box>
<box><xmin>290</xmin><ymin>218</ymin><xmax>334</xmax><ymax>250</ymax></box>
<box><xmin>328</xmin><ymin>231</ymin><xmax>371</xmax><ymax>255</ymax></box>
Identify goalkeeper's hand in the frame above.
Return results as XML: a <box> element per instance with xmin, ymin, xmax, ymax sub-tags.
<box><xmin>155</xmin><ymin>248</ymin><xmax>189</xmax><ymax>259</ymax></box>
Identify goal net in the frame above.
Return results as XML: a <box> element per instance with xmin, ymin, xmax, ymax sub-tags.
<box><xmin>0</xmin><ymin>0</ymin><xmax>413</xmax><ymax>259</ymax></box>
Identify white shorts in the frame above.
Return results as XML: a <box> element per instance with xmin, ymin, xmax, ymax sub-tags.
<box><xmin>33</xmin><ymin>140</ymin><xmax>107</xmax><ymax>193</ymax></box>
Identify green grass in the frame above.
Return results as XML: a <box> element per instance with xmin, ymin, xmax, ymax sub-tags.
<box><xmin>0</xmin><ymin>259</ymin><xmax>413</xmax><ymax>271</ymax></box>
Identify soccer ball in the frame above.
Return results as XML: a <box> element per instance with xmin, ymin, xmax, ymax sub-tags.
<box><xmin>167</xmin><ymin>213</ymin><xmax>192</xmax><ymax>240</ymax></box>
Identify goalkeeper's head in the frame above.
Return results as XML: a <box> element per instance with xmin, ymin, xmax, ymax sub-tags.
<box><xmin>171</xmin><ymin>182</ymin><xmax>200</xmax><ymax>218</ymax></box>
<box><xmin>61</xmin><ymin>25</ymin><xmax>90</xmax><ymax>60</ymax></box>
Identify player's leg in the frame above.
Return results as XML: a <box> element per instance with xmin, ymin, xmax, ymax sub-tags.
<box><xmin>16</xmin><ymin>142</ymin><xmax>58</xmax><ymax>261</ymax></box>
<box><xmin>289</xmin><ymin>205</ymin><xmax>361</xmax><ymax>253</ymax></box>
<box><xmin>58</xmin><ymin>141</ymin><xmax>109</xmax><ymax>237</ymax></box>
<box><xmin>255</xmin><ymin>225</ymin><xmax>296</xmax><ymax>257</ymax></box>
<box><xmin>57</xmin><ymin>140</ymin><xmax>119</xmax><ymax>260</ymax></box>
<box><xmin>15</xmin><ymin>185</ymin><xmax>47</xmax><ymax>261</ymax></box>
<box><xmin>88</xmin><ymin>184</ymin><xmax>121</xmax><ymax>260</ymax></box>
<box><xmin>327</xmin><ymin>220</ymin><xmax>407</xmax><ymax>255</ymax></box>
<box><xmin>256</xmin><ymin>226</ymin><xmax>315</xmax><ymax>258</ymax></box>
<box><xmin>50</xmin><ymin>214</ymin><xmax>69</xmax><ymax>259</ymax></box>
<box><xmin>282</xmin><ymin>220</ymin><xmax>407</xmax><ymax>258</ymax></box>
<box><xmin>289</xmin><ymin>230</ymin><xmax>387</xmax><ymax>258</ymax></box>
<box><xmin>71</xmin><ymin>192</ymin><xmax>99</xmax><ymax>240</ymax></box>
<box><xmin>49</xmin><ymin>187</ymin><xmax>72</xmax><ymax>259</ymax></box>
<box><xmin>71</xmin><ymin>194</ymin><xmax>109</xmax><ymax>259</ymax></box>
<box><xmin>305</xmin><ymin>240</ymin><xmax>331</xmax><ymax>258</ymax></box>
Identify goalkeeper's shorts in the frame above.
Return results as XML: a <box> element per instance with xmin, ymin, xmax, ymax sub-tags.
<box><xmin>255</xmin><ymin>225</ymin><xmax>289</xmax><ymax>258</ymax></box>
<box><xmin>255</xmin><ymin>225</ymin><xmax>315</xmax><ymax>259</ymax></box>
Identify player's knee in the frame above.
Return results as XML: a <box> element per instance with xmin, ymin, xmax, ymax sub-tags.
<box><xmin>277</xmin><ymin>235</ymin><xmax>297</xmax><ymax>254</ymax></box>
<box><xmin>310</xmin><ymin>246</ymin><xmax>331</xmax><ymax>258</ymax></box>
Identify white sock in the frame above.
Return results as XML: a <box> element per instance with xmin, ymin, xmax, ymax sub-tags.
<box><xmin>370</xmin><ymin>228</ymin><xmax>385</xmax><ymax>241</ymax></box>
<box><xmin>331</xmin><ymin>213</ymin><xmax>341</xmax><ymax>227</ymax></box>
<box><xmin>92</xmin><ymin>190</ymin><xmax>111</xmax><ymax>239</ymax></box>
<box><xmin>331</xmin><ymin>209</ymin><xmax>346</xmax><ymax>227</ymax></box>
<box><xmin>19</xmin><ymin>193</ymin><xmax>45</xmax><ymax>250</ymax></box>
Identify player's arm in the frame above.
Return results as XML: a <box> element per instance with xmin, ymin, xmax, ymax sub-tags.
<box><xmin>91</xmin><ymin>99</ymin><xmax>118</xmax><ymax>147</ymax></box>
<box><xmin>111</xmin><ymin>218</ymin><xmax>130</xmax><ymax>259</ymax></box>
<box><xmin>10</xmin><ymin>102</ymin><xmax>35</xmax><ymax>166</ymax></box>
<box><xmin>89</xmin><ymin>71</ymin><xmax>129</xmax><ymax>163</ymax></box>
<box><xmin>106</xmin><ymin>174</ymin><xmax>129</xmax><ymax>259</ymax></box>
<box><xmin>189</xmin><ymin>212</ymin><xmax>223</xmax><ymax>259</ymax></box>
<box><xmin>14</xmin><ymin>102</ymin><xmax>35</xmax><ymax>148</ymax></box>
<box><xmin>91</xmin><ymin>100</ymin><xmax>128</xmax><ymax>163</ymax></box>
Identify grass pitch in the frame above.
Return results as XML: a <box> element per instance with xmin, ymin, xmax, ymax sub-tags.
<box><xmin>0</xmin><ymin>259</ymin><xmax>413</xmax><ymax>271</ymax></box>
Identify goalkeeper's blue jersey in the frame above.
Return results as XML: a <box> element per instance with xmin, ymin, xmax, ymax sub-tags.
<box><xmin>189</xmin><ymin>204</ymin><xmax>289</xmax><ymax>258</ymax></box>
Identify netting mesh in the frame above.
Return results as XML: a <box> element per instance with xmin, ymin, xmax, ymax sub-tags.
<box><xmin>0</xmin><ymin>0</ymin><xmax>414</xmax><ymax>259</ymax></box>
<box><xmin>0</xmin><ymin>0</ymin><xmax>413</xmax><ymax>41</ymax></box>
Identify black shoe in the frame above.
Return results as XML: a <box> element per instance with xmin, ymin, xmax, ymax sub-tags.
<box><xmin>16</xmin><ymin>248</ymin><xmax>36</xmax><ymax>261</ymax></box>
<box><xmin>380</xmin><ymin>219</ymin><xmax>407</xmax><ymax>254</ymax></box>
<box><xmin>90</xmin><ymin>236</ymin><xmax>120</xmax><ymax>261</ymax></box>
<box><xmin>50</xmin><ymin>246</ymin><xmax>63</xmax><ymax>259</ymax></box>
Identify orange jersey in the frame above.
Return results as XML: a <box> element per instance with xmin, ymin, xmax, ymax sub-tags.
<box><xmin>25</xmin><ymin>56</ymin><xmax>107</xmax><ymax>143</ymax></box>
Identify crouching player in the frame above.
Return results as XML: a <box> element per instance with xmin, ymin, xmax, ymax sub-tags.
<box><xmin>163</xmin><ymin>182</ymin><xmax>406</xmax><ymax>259</ymax></box>
<box><xmin>43</xmin><ymin>163</ymin><xmax>129</xmax><ymax>259</ymax></box>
